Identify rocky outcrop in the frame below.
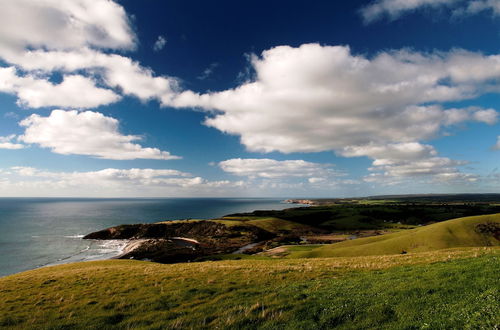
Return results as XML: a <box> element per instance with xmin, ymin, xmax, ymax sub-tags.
<box><xmin>84</xmin><ymin>221</ymin><xmax>239</xmax><ymax>240</ymax></box>
<box><xmin>284</xmin><ymin>199</ymin><xmax>316</xmax><ymax>205</ymax></box>
<box><xmin>85</xmin><ymin>221</ymin><xmax>276</xmax><ymax>263</ymax></box>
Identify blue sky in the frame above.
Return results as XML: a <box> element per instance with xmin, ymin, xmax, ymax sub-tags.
<box><xmin>0</xmin><ymin>0</ymin><xmax>499</xmax><ymax>197</ymax></box>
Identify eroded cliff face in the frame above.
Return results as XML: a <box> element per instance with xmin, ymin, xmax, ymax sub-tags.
<box><xmin>84</xmin><ymin>221</ymin><xmax>276</xmax><ymax>263</ymax></box>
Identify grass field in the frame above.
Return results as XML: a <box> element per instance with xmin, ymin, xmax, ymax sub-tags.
<box><xmin>287</xmin><ymin>214</ymin><xmax>500</xmax><ymax>258</ymax></box>
<box><xmin>212</xmin><ymin>217</ymin><xmax>317</xmax><ymax>234</ymax></box>
<box><xmin>0</xmin><ymin>247</ymin><xmax>498</xmax><ymax>329</ymax></box>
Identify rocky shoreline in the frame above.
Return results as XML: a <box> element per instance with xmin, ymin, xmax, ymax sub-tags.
<box><xmin>84</xmin><ymin>220</ymin><xmax>292</xmax><ymax>263</ymax></box>
<box><xmin>283</xmin><ymin>199</ymin><xmax>317</xmax><ymax>205</ymax></box>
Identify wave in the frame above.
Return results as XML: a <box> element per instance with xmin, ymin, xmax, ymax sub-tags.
<box><xmin>41</xmin><ymin>239</ymin><xmax>128</xmax><ymax>269</ymax></box>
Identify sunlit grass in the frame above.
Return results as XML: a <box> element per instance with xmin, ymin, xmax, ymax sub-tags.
<box><xmin>1</xmin><ymin>247</ymin><xmax>498</xmax><ymax>329</ymax></box>
<box><xmin>293</xmin><ymin>214</ymin><xmax>500</xmax><ymax>258</ymax></box>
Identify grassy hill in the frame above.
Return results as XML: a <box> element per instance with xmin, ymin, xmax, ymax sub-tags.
<box><xmin>0</xmin><ymin>248</ymin><xmax>498</xmax><ymax>329</ymax></box>
<box><xmin>288</xmin><ymin>214</ymin><xmax>500</xmax><ymax>258</ymax></box>
<box><xmin>212</xmin><ymin>216</ymin><xmax>319</xmax><ymax>234</ymax></box>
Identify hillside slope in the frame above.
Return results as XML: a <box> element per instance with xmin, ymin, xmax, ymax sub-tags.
<box><xmin>0</xmin><ymin>248</ymin><xmax>498</xmax><ymax>329</ymax></box>
<box><xmin>294</xmin><ymin>214</ymin><xmax>500</xmax><ymax>258</ymax></box>
<box><xmin>213</xmin><ymin>216</ymin><xmax>320</xmax><ymax>234</ymax></box>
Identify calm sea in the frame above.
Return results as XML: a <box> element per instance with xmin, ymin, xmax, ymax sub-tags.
<box><xmin>0</xmin><ymin>198</ymin><xmax>296</xmax><ymax>277</ymax></box>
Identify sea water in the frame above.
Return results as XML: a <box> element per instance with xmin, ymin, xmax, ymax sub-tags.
<box><xmin>0</xmin><ymin>198</ymin><xmax>295</xmax><ymax>277</ymax></box>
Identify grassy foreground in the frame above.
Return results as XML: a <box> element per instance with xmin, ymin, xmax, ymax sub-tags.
<box><xmin>1</xmin><ymin>247</ymin><xmax>498</xmax><ymax>329</ymax></box>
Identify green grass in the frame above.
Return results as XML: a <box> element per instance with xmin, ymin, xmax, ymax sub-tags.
<box><xmin>293</xmin><ymin>214</ymin><xmax>500</xmax><ymax>258</ymax></box>
<box><xmin>195</xmin><ymin>253</ymin><xmax>271</xmax><ymax>261</ymax></box>
<box><xmin>212</xmin><ymin>217</ymin><xmax>316</xmax><ymax>233</ymax></box>
<box><xmin>0</xmin><ymin>248</ymin><xmax>498</xmax><ymax>329</ymax></box>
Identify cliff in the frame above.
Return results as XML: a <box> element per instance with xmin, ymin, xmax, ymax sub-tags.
<box><xmin>84</xmin><ymin>220</ymin><xmax>276</xmax><ymax>263</ymax></box>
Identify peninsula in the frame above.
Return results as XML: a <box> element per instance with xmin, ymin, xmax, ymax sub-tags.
<box><xmin>84</xmin><ymin>194</ymin><xmax>500</xmax><ymax>263</ymax></box>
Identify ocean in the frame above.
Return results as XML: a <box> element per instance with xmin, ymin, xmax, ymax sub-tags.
<box><xmin>0</xmin><ymin>198</ymin><xmax>296</xmax><ymax>277</ymax></box>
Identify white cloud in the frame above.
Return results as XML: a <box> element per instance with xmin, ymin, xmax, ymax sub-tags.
<box><xmin>471</xmin><ymin>108</ymin><xmax>498</xmax><ymax>125</ymax></box>
<box><xmin>360</xmin><ymin>0</ymin><xmax>458</xmax><ymax>22</ymax></box>
<box><xmin>2</xmin><ymin>49</ymin><xmax>180</xmax><ymax>106</ymax></box>
<box><xmin>443</xmin><ymin>107</ymin><xmax>498</xmax><ymax>125</ymax></box>
<box><xmin>217</xmin><ymin>158</ymin><xmax>364</xmax><ymax>193</ymax></box>
<box><xmin>171</xmin><ymin>44</ymin><xmax>499</xmax><ymax>154</ymax></box>
<box><xmin>19</xmin><ymin>110</ymin><xmax>180</xmax><ymax>160</ymax></box>
<box><xmin>0</xmin><ymin>166</ymin><xmax>249</xmax><ymax>197</ymax></box>
<box><xmin>0</xmin><ymin>1</ymin><xmax>179</xmax><ymax>109</ymax></box>
<box><xmin>361</xmin><ymin>0</ymin><xmax>500</xmax><ymax>23</ymax></box>
<box><xmin>10</xmin><ymin>166</ymin><xmax>190</xmax><ymax>184</ymax></box>
<box><xmin>0</xmin><ymin>166</ymin><xmax>246</xmax><ymax>197</ymax></box>
<box><xmin>0</xmin><ymin>67</ymin><xmax>120</xmax><ymax>108</ymax></box>
<box><xmin>0</xmin><ymin>0</ymin><xmax>135</xmax><ymax>58</ymax></box>
<box><xmin>219</xmin><ymin>158</ymin><xmax>337</xmax><ymax>179</ymax></box>
<box><xmin>0</xmin><ymin>135</ymin><xmax>25</xmax><ymax>150</ymax></box>
<box><xmin>153</xmin><ymin>35</ymin><xmax>167</xmax><ymax>51</ymax></box>
<box><xmin>341</xmin><ymin>142</ymin><xmax>437</xmax><ymax>161</ymax></box>
<box><xmin>460</xmin><ymin>0</ymin><xmax>500</xmax><ymax>15</ymax></box>
<box><xmin>341</xmin><ymin>142</ymin><xmax>476</xmax><ymax>184</ymax></box>
<box><xmin>197</xmin><ymin>63</ymin><xmax>219</xmax><ymax>80</ymax></box>
<box><xmin>308</xmin><ymin>177</ymin><xmax>326</xmax><ymax>184</ymax></box>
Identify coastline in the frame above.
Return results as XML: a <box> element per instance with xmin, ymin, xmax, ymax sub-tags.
<box><xmin>283</xmin><ymin>199</ymin><xmax>317</xmax><ymax>205</ymax></box>
<box><xmin>42</xmin><ymin>239</ymin><xmax>130</xmax><ymax>269</ymax></box>
<box><xmin>0</xmin><ymin>198</ymin><xmax>295</xmax><ymax>277</ymax></box>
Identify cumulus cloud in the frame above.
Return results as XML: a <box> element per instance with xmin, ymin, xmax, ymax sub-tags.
<box><xmin>0</xmin><ymin>135</ymin><xmax>25</xmax><ymax>150</ymax></box>
<box><xmin>19</xmin><ymin>110</ymin><xmax>180</xmax><ymax>160</ymax></box>
<box><xmin>361</xmin><ymin>0</ymin><xmax>500</xmax><ymax>23</ymax></box>
<box><xmin>2</xmin><ymin>49</ymin><xmax>180</xmax><ymax>107</ymax></box>
<box><xmin>442</xmin><ymin>107</ymin><xmax>498</xmax><ymax>125</ymax></box>
<box><xmin>0</xmin><ymin>0</ymin><xmax>135</xmax><ymax>58</ymax></box>
<box><xmin>172</xmin><ymin>44</ymin><xmax>499</xmax><ymax>154</ymax></box>
<box><xmin>464</xmin><ymin>0</ymin><xmax>500</xmax><ymax>15</ymax></box>
<box><xmin>0</xmin><ymin>67</ymin><xmax>120</xmax><ymax>108</ymax></box>
<box><xmin>0</xmin><ymin>166</ymin><xmax>245</xmax><ymax>197</ymax></box>
<box><xmin>219</xmin><ymin>158</ymin><xmax>338</xmax><ymax>179</ymax></box>
<box><xmin>0</xmin><ymin>1</ymin><xmax>495</xmax><ymax>189</ymax></box>
<box><xmin>341</xmin><ymin>142</ymin><xmax>476</xmax><ymax>184</ymax></box>
<box><xmin>341</xmin><ymin>142</ymin><xmax>437</xmax><ymax>161</ymax></box>
<box><xmin>0</xmin><ymin>0</ymin><xmax>179</xmax><ymax>109</ymax></box>
<box><xmin>153</xmin><ymin>35</ymin><xmax>167</xmax><ymax>51</ymax></box>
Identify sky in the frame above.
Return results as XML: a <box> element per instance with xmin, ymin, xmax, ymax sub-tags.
<box><xmin>0</xmin><ymin>0</ymin><xmax>499</xmax><ymax>198</ymax></box>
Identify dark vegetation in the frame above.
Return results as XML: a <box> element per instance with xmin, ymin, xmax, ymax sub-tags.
<box><xmin>308</xmin><ymin>193</ymin><xmax>500</xmax><ymax>204</ymax></box>
<box><xmin>229</xmin><ymin>201</ymin><xmax>500</xmax><ymax>230</ymax></box>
